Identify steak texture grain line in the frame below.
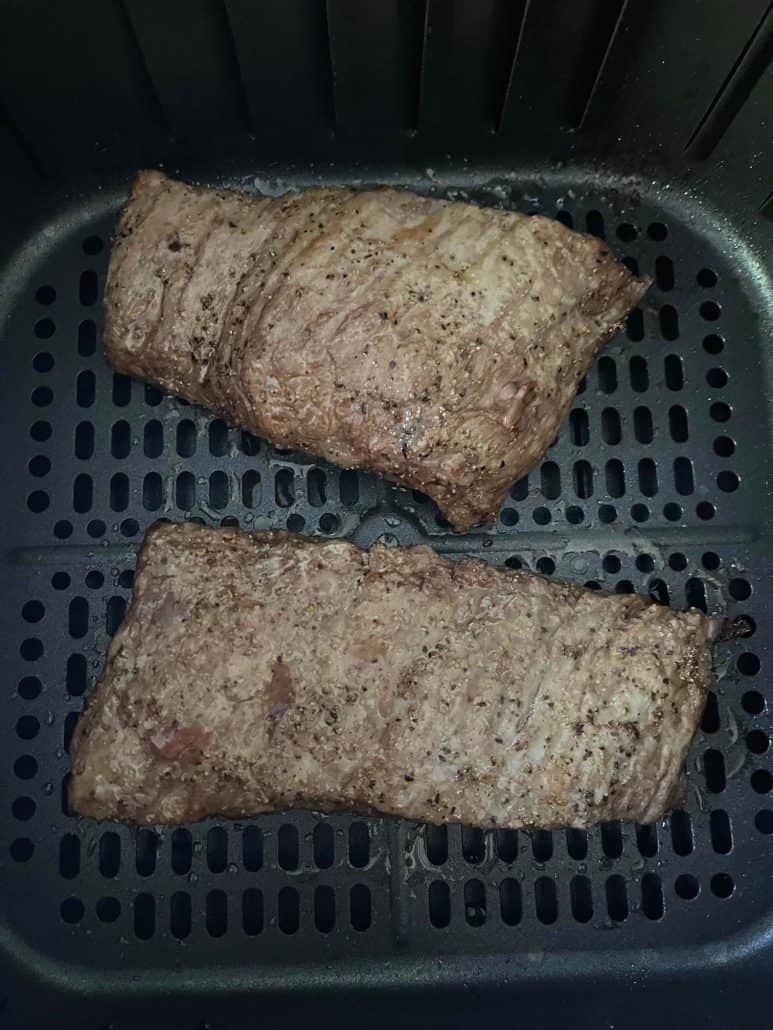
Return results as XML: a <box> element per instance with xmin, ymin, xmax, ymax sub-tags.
<box><xmin>103</xmin><ymin>172</ymin><xmax>649</xmax><ymax>529</ymax></box>
<box><xmin>69</xmin><ymin>523</ymin><xmax>716</xmax><ymax>828</ymax></box>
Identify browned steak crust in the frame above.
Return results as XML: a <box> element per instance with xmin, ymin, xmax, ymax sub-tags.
<box><xmin>70</xmin><ymin>523</ymin><xmax>714</xmax><ymax>829</ymax></box>
<box><xmin>103</xmin><ymin>172</ymin><xmax>649</xmax><ymax>529</ymax></box>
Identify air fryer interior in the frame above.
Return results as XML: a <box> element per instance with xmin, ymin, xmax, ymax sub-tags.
<box><xmin>0</xmin><ymin>2</ymin><xmax>771</xmax><ymax>1027</ymax></box>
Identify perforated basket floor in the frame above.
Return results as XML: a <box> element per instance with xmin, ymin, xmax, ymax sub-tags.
<box><xmin>1</xmin><ymin>169</ymin><xmax>772</xmax><ymax>1025</ymax></box>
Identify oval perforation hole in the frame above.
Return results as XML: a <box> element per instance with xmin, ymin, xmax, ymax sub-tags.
<box><xmin>278</xmin><ymin>887</ymin><xmax>300</xmax><ymax>934</ymax></box>
<box><xmin>110</xmin><ymin>473</ymin><xmax>129</xmax><ymax>512</ymax></box>
<box><xmin>659</xmin><ymin>305</ymin><xmax>679</xmax><ymax>340</ymax></box>
<box><xmin>171</xmin><ymin>829</ymin><xmax>192</xmax><ymax>875</ymax></box>
<box><xmin>710</xmin><ymin>810</ymin><xmax>733</xmax><ymax>854</ymax></box>
<box><xmin>208</xmin><ymin>419</ymin><xmax>228</xmax><ymax>457</ymax></box>
<box><xmin>540</xmin><ymin>461</ymin><xmax>560</xmax><ymax>500</ymax></box>
<box><xmin>307</xmin><ymin>468</ymin><xmax>327</xmax><ymax>507</ymax></box>
<box><xmin>463</xmin><ymin>879</ymin><xmax>486</xmax><ymax>927</ymax></box>
<box><xmin>136</xmin><ymin>829</ymin><xmax>158</xmax><ymax>876</ymax></box>
<box><xmin>241</xmin><ymin>819</ymin><xmax>261</xmax><ymax>869</ymax></box>
<box><xmin>638</xmin><ymin>458</ymin><xmax>658</xmax><ymax>497</ymax></box>
<box><xmin>531</xmin><ymin>829</ymin><xmax>553</xmax><ymax>862</ymax></box>
<box><xmin>209</xmin><ymin>471</ymin><xmax>229</xmax><ymax>510</ymax></box>
<box><xmin>569</xmin><ymin>409</ymin><xmax>589</xmax><ymax>445</ymax></box>
<box><xmin>570</xmin><ymin>875</ymin><xmax>593</xmax><ymax>923</ymax></box>
<box><xmin>641</xmin><ymin>874</ymin><xmax>664</xmax><ymax>920</ymax></box>
<box><xmin>207</xmin><ymin>827</ymin><xmax>228</xmax><ymax>873</ymax></box>
<box><xmin>313</xmin><ymin>822</ymin><xmax>334</xmax><ymax>869</ymax></box>
<box><xmin>143</xmin><ymin>472</ymin><xmax>163</xmax><ymax>511</ymax></box>
<box><xmin>242</xmin><ymin>469</ymin><xmax>261</xmax><ymax>508</ymax></box>
<box><xmin>701</xmin><ymin>691</ymin><xmax>719</xmax><ymax>733</ymax></box>
<box><xmin>143</xmin><ymin>421</ymin><xmax>163</xmax><ymax>458</ymax></box>
<box><xmin>633</xmin><ymin>406</ymin><xmax>653</xmax><ymax>444</ymax></box>
<box><xmin>685</xmin><ymin>578</ymin><xmax>707</xmax><ymax>612</ymax></box>
<box><xmin>175</xmin><ymin>471</ymin><xmax>195</xmax><ymax>510</ymax></box>
<box><xmin>68</xmin><ymin>597</ymin><xmax>88</xmax><ymax>639</ymax></box>
<box><xmin>275</xmin><ymin>469</ymin><xmax>295</xmax><ymax>507</ymax></box>
<box><xmin>606</xmin><ymin>875</ymin><xmax>628</xmax><ymax>922</ymax></box>
<box><xmin>566</xmin><ymin>828</ymin><xmax>587</xmax><ymax>860</ymax></box>
<box><xmin>176</xmin><ymin>420</ymin><xmax>196</xmax><ymax>457</ymax></box>
<box><xmin>597</xmin><ymin>357</ymin><xmax>617</xmax><ymax>394</ymax></box>
<box><xmin>462</xmin><ymin>826</ymin><xmax>485</xmax><ymax>864</ymax></box>
<box><xmin>277</xmin><ymin>824</ymin><xmax>299</xmax><ymax>870</ymax></box>
<box><xmin>499</xmin><ymin>878</ymin><xmax>522</xmax><ymax>926</ymax></box>
<box><xmin>601</xmin><ymin>407</ymin><xmax>621</xmax><ymax>445</ymax></box>
<box><xmin>243</xmin><ymin>888</ymin><xmax>263</xmax><ymax>935</ymax></box>
<box><xmin>636</xmin><ymin>823</ymin><xmax>658</xmax><ymax>858</ymax></box>
<box><xmin>65</xmin><ymin>654</ymin><xmax>86</xmax><ymax>696</ymax></box>
<box><xmin>573</xmin><ymin>460</ymin><xmax>593</xmax><ymax>499</ymax></box>
<box><xmin>111</xmin><ymin>420</ymin><xmax>130</xmax><ymax>459</ymax></box>
<box><xmin>601</xmin><ymin>821</ymin><xmax>622</xmax><ymax>858</ymax></box>
<box><xmin>605</xmin><ymin>459</ymin><xmax>625</xmax><ymax>498</ymax></box>
<box><xmin>429</xmin><ymin>880</ymin><xmax>451</xmax><ymax>928</ymax></box>
<box><xmin>665</xmin><ymin>354</ymin><xmax>683</xmax><ymax>390</ymax></box>
<box><xmin>59</xmin><ymin>834</ymin><xmax>80</xmax><ymax>879</ymax></box>
<box><xmin>495</xmin><ymin>829</ymin><xmax>518</xmax><ymax>863</ymax></box>
<box><xmin>73</xmin><ymin>473</ymin><xmax>93</xmax><ymax>513</ymax></box>
<box><xmin>626</xmin><ymin>308</ymin><xmax>644</xmax><ymax>341</ymax></box>
<box><xmin>674</xmin><ymin>457</ymin><xmax>694</xmax><ymax>496</ymax></box>
<box><xmin>75</xmin><ymin>421</ymin><xmax>94</xmax><ymax>460</ymax></box>
<box><xmin>351</xmin><ymin>883</ymin><xmax>372</xmax><ymax>931</ymax></box>
<box><xmin>629</xmin><ymin>356</ymin><xmax>649</xmax><ymax>392</ymax></box>
<box><xmin>206</xmin><ymin>890</ymin><xmax>228</xmax><ymax>937</ymax></box>
<box><xmin>170</xmin><ymin>892</ymin><xmax>191</xmax><ymax>940</ymax></box>
<box><xmin>669</xmin><ymin>405</ymin><xmax>688</xmax><ymax>443</ymax></box>
<box><xmin>671</xmin><ymin>810</ymin><xmax>693</xmax><ymax>855</ymax></box>
<box><xmin>510</xmin><ymin>476</ymin><xmax>528</xmax><ymax>501</ymax></box>
<box><xmin>425</xmin><ymin>824</ymin><xmax>448</xmax><ymax>865</ymax></box>
<box><xmin>314</xmin><ymin>884</ymin><xmax>336</xmax><ymax>933</ymax></box>
<box><xmin>99</xmin><ymin>832</ymin><xmax>120</xmax><ymax>878</ymax></box>
<box><xmin>535</xmin><ymin>877</ymin><xmax>557</xmax><ymax>924</ymax></box>
<box><xmin>348</xmin><ymin>821</ymin><xmax>369</xmax><ymax>867</ymax></box>
<box><xmin>134</xmin><ymin>893</ymin><xmax>155</xmax><ymax>939</ymax></box>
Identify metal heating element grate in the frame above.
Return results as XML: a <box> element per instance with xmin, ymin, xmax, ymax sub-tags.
<box><xmin>1</xmin><ymin>175</ymin><xmax>771</xmax><ymax>1013</ymax></box>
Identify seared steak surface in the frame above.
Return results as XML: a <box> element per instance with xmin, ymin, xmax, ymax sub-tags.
<box><xmin>104</xmin><ymin>172</ymin><xmax>648</xmax><ymax>529</ymax></box>
<box><xmin>70</xmin><ymin>523</ymin><xmax>714</xmax><ymax>828</ymax></box>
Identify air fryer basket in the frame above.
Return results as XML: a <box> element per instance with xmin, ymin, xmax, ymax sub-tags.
<box><xmin>1</xmin><ymin>1</ymin><xmax>771</xmax><ymax>1027</ymax></box>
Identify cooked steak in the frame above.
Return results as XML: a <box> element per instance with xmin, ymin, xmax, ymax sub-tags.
<box><xmin>70</xmin><ymin>523</ymin><xmax>716</xmax><ymax>828</ymax></box>
<box><xmin>103</xmin><ymin>172</ymin><xmax>648</xmax><ymax>530</ymax></box>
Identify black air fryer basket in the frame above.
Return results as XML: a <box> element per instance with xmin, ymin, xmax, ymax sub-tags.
<box><xmin>1</xmin><ymin>1</ymin><xmax>772</xmax><ymax>1027</ymax></box>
